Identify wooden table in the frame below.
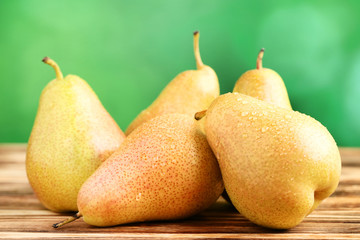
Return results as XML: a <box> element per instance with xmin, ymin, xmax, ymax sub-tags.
<box><xmin>0</xmin><ymin>144</ymin><xmax>359</xmax><ymax>239</ymax></box>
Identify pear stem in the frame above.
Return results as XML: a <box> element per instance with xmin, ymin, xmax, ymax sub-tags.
<box><xmin>256</xmin><ymin>48</ymin><xmax>265</xmax><ymax>70</ymax></box>
<box><xmin>193</xmin><ymin>31</ymin><xmax>204</xmax><ymax>69</ymax></box>
<box><xmin>42</xmin><ymin>57</ymin><xmax>64</xmax><ymax>80</ymax></box>
<box><xmin>53</xmin><ymin>212</ymin><xmax>82</xmax><ymax>228</ymax></box>
<box><xmin>195</xmin><ymin>110</ymin><xmax>207</xmax><ymax>120</ymax></box>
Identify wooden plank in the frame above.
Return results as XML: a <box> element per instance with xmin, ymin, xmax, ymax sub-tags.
<box><xmin>338</xmin><ymin>148</ymin><xmax>360</xmax><ymax>166</ymax></box>
<box><xmin>0</xmin><ymin>232</ymin><xmax>359</xmax><ymax>240</ymax></box>
<box><xmin>0</xmin><ymin>144</ymin><xmax>359</xmax><ymax>239</ymax></box>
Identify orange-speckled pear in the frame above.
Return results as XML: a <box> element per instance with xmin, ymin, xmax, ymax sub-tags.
<box><xmin>196</xmin><ymin>93</ymin><xmax>341</xmax><ymax>229</ymax></box>
<box><xmin>54</xmin><ymin>114</ymin><xmax>223</xmax><ymax>228</ymax></box>
<box><xmin>125</xmin><ymin>31</ymin><xmax>219</xmax><ymax>135</ymax></box>
<box><xmin>233</xmin><ymin>49</ymin><xmax>292</xmax><ymax>109</ymax></box>
<box><xmin>26</xmin><ymin>57</ymin><xmax>126</xmax><ymax>212</ymax></box>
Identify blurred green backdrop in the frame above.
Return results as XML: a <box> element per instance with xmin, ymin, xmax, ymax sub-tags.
<box><xmin>0</xmin><ymin>0</ymin><xmax>359</xmax><ymax>146</ymax></box>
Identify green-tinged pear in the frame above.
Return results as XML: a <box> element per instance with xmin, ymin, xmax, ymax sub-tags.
<box><xmin>26</xmin><ymin>57</ymin><xmax>126</xmax><ymax>212</ymax></box>
<box><xmin>196</xmin><ymin>93</ymin><xmax>341</xmax><ymax>229</ymax></box>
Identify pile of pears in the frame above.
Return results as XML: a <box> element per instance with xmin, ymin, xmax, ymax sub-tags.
<box><xmin>26</xmin><ymin>31</ymin><xmax>341</xmax><ymax>230</ymax></box>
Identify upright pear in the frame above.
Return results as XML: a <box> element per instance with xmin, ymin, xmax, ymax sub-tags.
<box><xmin>54</xmin><ymin>114</ymin><xmax>223</xmax><ymax>227</ymax></box>
<box><xmin>233</xmin><ymin>48</ymin><xmax>292</xmax><ymax>109</ymax></box>
<box><xmin>125</xmin><ymin>31</ymin><xmax>219</xmax><ymax>135</ymax></box>
<box><xmin>26</xmin><ymin>57</ymin><xmax>126</xmax><ymax>212</ymax></box>
<box><xmin>222</xmin><ymin>48</ymin><xmax>293</xmax><ymax>204</ymax></box>
<box><xmin>196</xmin><ymin>93</ymin><xmax>341</xmax><ymax>229</ymax></box>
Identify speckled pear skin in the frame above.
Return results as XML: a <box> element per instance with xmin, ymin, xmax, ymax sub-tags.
<box><xmin>223</xmin><ymin>52</ymin><xmax>292</xmax><ymax>204</ymax></box>
<box><xmin>78</xmin><ymin>114</ymin><xmax>224</xmax><ymax>227</ymax></box>
<box><xmin>26</xmin><ymin>74</ymin><xmax>126</xmax><ymax>212</ymax></box>
<box><xmin>203</xmin><ymin>93</ymin><xmax>341</xmax><ymax>229</ymax></box>
<box><xmin>125</xmin><ymin>32</ymin><xmax>219</xmax><ymax>135</ymax></box>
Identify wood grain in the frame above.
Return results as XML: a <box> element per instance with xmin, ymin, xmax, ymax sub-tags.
<box><xmin>0</xmin><ymin>144</ymin><xmax>359</xmax><ymax>239</ymax></box>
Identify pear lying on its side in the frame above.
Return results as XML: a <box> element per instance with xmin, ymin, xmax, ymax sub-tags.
<box><xmin>196</xmin><ymin>93</ymin><xmax>341</xmax><ymax>229</ymax></box>
<box><xmin>125</xmin><ymin>31</ymin><xmax>219</xmax><ymax>135</ymax></box>
<box><xmin>26</xmin><ymin>57</ymin><xmax>126</xmax><ymax>212</ymax></box>
<box><xmin>54</xmin><ymin>113</ymin><xmax>223</xmax><ymax>228</ymax></box>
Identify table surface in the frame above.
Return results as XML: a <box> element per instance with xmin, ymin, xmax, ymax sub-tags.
<box><xmin>0</xmin><ymin>144</ymin><xmax>359</xmax><ymax>239</ymax></box>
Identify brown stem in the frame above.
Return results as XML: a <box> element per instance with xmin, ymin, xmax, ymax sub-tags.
<box><xmin>193</xmin><ymin>31</ymin><xmax>204</xmax><ymax>69</ymax></box>
<box><xmin>195</xmin><ymin>110</ymin><xmax>207</xmax><ymax>120</ymax></box>
<box><xmin>256</xmin><ymin>48</ymin><xmax>265</xmax><ymax>70</ymax></box>
<box><xmin>42</xmin><ymin>57</ymin><xmax>64</xmax><ymax>80</ymax></box>
<box><xmin>53</xmin><ymin>212</ymin><xmax>82</xmax><ymax>228</ymax></box>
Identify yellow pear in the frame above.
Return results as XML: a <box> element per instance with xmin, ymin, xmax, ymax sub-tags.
<box><xmin>196</xmin><ymin>93</ymin><xmax>341</xmax><ymax>229</ymax></box>
<box><xmin>223</xmin><ymin>49</ymin><xmax>292</xmax><ymax>203</ymax></box>
<box><xmin>26</xmin><ymin>57</ymin><xmax>126</xmax><ymax>212</ymax></box>
<box><xmin>233</xmin><ymin>48</ymin><xmax>292</xmax><ymax>109</ymax></box>
<box><xmin>54</xmin><ymin>114</ymin><xmax>223</xmax><ymax>227</ymax></box>
<box><xmin>125</xmin><ymin>31</ymin><xmax>219</xmax><ymax>135</ymax></box>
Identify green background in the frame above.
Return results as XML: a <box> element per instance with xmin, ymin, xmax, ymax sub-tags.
<box><xmin>0</xmin><ymin>0</ymin><xmax>359</xmax><ymax>146</ymax></box>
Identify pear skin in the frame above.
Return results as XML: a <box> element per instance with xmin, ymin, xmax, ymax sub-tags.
<box><xmin>125</xmin><ymin>31</ymin><xmax>219</xmax><ymax>135</ymax></box>
<box><xmin>75</xmin><ymin>114</ymin><xmax>223</xmax><ymax>227</ymax></box>
<box><xmin>26</xmin><ymin>57</ymin><xmax>126</xmax><ymax>212</ymax></box>
<box><xmin>223</xmin><ymin>48</ymin><xmax>293</xmax><ymax>204</ymax></box>
<box><xmin>233</xmin><ymin>49</ymin><xmax>292</xmax><ymax>109</ymax></box>
<box><xmin>199</xmin><ymin>93</ymin><xmax>341</xmax><ymax>229</ymax></box>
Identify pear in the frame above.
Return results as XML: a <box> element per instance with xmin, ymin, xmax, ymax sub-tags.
<box><xmin>26</xmin><ymin>57</ymin><xmax>126</xmax><ymax>212</ymax></box>
<box><xmin>223</xmin><ymin>49</ymin><xmax>292</xmax><ymax>203</ymax></box>
<box><xmin>125</xmin><ymin>31</ymin><xmax>219</xmax><ymax>135</ymax></box>
<box><xmin>195</xmin><ymin>93</ymin><xmax>341</xmax><ymax>229</ymax></box>
<box><xmin>233</xmin><ymin>48</ymin><xmax>292</xmax><ymax>109</ymax></box>
<box><xmin>54</xmin><ymin>113</ymin><xmax>223</xmax><ymax>227</ymax></box>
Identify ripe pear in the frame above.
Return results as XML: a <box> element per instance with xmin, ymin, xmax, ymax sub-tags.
<box><xmin>223</xmin><ymin>49</ymin><xmax>292</xmax><ymax>203</ymax></box>
<box><xmin>125</xmin><ymin>31</ymin><xmax>219</xmax><ymax>135</ymax></box>
<box><xmin>196</xmin><ymin>93</ymin><xmax>341</xmax><ymax>229</ymax></box>
<box><xmin>54</xmin><ymin>114</ymin><xmax>223</xmax><ymax>227</ymax></box>
<box><xmin>26</xmin><ymin>57</ymin><xmax>126</xmax><ymax>212</ymax></box>
<box><xmin>233</xmin><ymin>48</ymin><xmax>292</xmax><ymax>109</ymax></box>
